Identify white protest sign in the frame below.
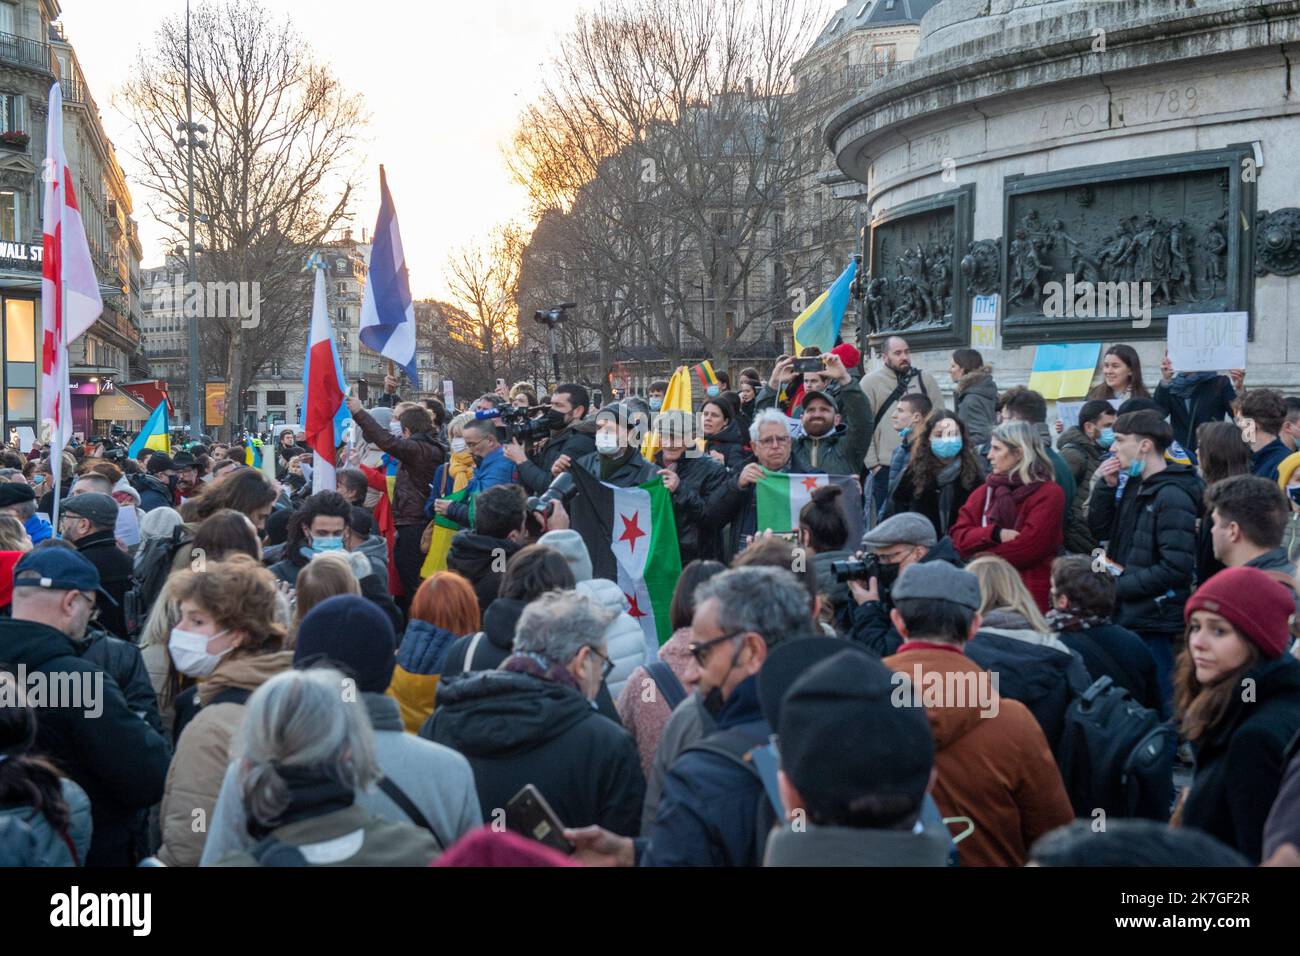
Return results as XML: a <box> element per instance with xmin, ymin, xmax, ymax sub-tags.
<box><xmin>16</xmin><ymin>426</ymin><xmax>35</xmax><ymax>452</ymax></box>
<box><xmin>1054</xmin><ymin>401</ymin><xmax>1085</xmax><ymax>432</ymax></box>
<box><xmin>970</xmin><ymin>294</ymin><xmax>999</xmax><ymax>349</ymax></box>
<box><xmin>1167</xmin><ymin>312</ymin><xmax>1247</xmax><ymax>373</ymax></box>
<box><xmin>442</xmin><ymin>379</ymin><xmax>455</xmax><ymax>411</ymax></box>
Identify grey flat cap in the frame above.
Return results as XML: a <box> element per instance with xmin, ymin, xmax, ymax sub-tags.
<box><xmin>860</xmin><ymin>512</ymin><xmax>937</xmax><ymax>550</ymax></box>
<box><xmin>62</xmin><ymin>492</ymin><xmax>120</xmax><ymax>528</ymax></box>
<box><xmin>891</xmin><ymin>560</ymin><xmax>981</xmax><ymax>611</ymax></box>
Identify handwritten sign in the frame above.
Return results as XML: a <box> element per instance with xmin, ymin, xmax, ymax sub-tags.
<box><xmin>1054</xmin><ymin>401</ymin><xmax>1085</xmax><ymax>432</ymax></box>
<box><xmin>970</xmin><ymin>295</ymin><xmax>998</xmax><ymax>349</ymax></box>
<box><xmin>1167</xmin><ymin>312</ymin><xmax>1247</xmax><ymax>372</ymax></box>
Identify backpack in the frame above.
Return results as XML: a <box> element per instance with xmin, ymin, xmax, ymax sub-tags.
<box><xmin>123</xmin><ymin>525</ymin><xmax>192</xmax><ymax>639</ymax></box>
<box><xmin>681</xmin><ymin>722</ymin><xmax>782</xmax><ymax>866</ymax></box>
<box><xmin>645</xmin><ymin>660</ymin><xmax>686</xmax><ymax>712</ymax></box>
<box><xmin>1055</xmin><ymin>675</ymin><xmax>1175</xmax><ymax>821</ymax></box>
<box><xmin>171</xmin><ymin>686</ymin><xmax>251</xmax><ymax>745</ymax></box>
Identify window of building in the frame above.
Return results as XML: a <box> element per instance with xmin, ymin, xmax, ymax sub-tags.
<box><xmin>4</xmin><ymin>298</ymin><xmax>34</xmax><ymax>362</ymax></box>
<box><xmin>0</xmin><ymin>190</ymin><xmax>18</xmax><ymax>242</ymax></box>
<box><xmin>269</xmin><ymin>360</ymin><xmax>281</xmax><ymax>376</ymax></box>
<box><xmin>266</xmin><ymin>390</ymin><xmax>286</xmax><ymax>406</ymax></box>
<box><xmin>0</xmin><ymin>92</ymin><xmax>22</xmax><ymax>134</ymax></box>
<box><xmin>0</xmin><ymin>3</ymin><xmax>14</xmax><ymax>36</ymax></box>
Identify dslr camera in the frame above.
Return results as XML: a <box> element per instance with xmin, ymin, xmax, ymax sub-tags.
<box><xmin>477</xmin><ymin>405</ymin><xmax>552</xmax><ymax>449</ymax></box>
<box><xmin>831</xmin><ymin>553</ymin><xmax>881</xmax><ymax>584</ymax></box>
<box><xmin>527</xmin><ymin>472</ymin><xmax>576</xmax><ymax>517</ymax></box>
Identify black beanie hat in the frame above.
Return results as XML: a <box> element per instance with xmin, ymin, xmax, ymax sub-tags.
<box><xmin>294</xmin><ymin>594</ymin><xmax>396</xmax><ymax>693</ymax></box>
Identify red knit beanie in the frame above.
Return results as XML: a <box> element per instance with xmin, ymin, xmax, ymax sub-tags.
<box><xmin>1183</xmin><ymin>566</ymin><xmax>1294</xmax><ymax>660</ymax></box>
<box><xmin>831</xmin><ymin>342</ymin><xmax>862</xmax><ymax>372</ymax></box>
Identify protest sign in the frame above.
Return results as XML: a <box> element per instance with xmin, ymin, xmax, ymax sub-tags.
<box><xmin>1167</xmin><ymin>312</ymin><xmax>1247</xmax><ymax>372</ymax></box>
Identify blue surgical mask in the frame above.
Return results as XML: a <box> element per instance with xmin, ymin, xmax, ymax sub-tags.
<box><xmin>706</xmin><ymin>385</ymin><xmax>720</xmax><ymax>398</ymax></box>
<box><xmin>649</xmin><ymin>397</ymin><xmax>663</xmax><ymax>412</ymax></box>
<box><xmin>1098</xmin><ymin>427</ymin><xmax>1115</xmax><ymax>449</ymax></box>
<box><xmin>311</xmin><ymin>535</ymin><xmax>345</xmax><ymax>553</ymax></box>
<box><xmin>899</xmin><ymin>426</ymin><xmax>912</xmax><ymax>441</ymax></box>
<box><xmin>931</xmin><ymin>435</ymin><xmax>963</xmax><ymax>459</ymax></box>
<box><xmin>1126</xmin><ymin>458</ymin><xmax>1145</xmax><ymax>479</ymax></box>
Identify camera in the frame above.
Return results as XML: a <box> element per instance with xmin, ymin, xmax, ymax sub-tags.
<box><xmin>478</xmin><ymin>404</ymin><xmax>552</xmax><ymax>448</ymax></box>
<box><xmin>533</xmin><ymin>302</ymin><xmax>576</xmax><ymax>328</ymax></box>
<box><xmin>527</xmin><ymin>472</ymin><xmax>576</xmax><ymax>517</ymax></box>
<box><xmin>831</xmin><ymin>552</ymin><xmax>881</xmax><ymax>584</ymax></box>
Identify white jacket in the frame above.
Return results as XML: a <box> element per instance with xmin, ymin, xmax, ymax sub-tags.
<box><xmin>576</xmin><ymin>578</ymin><xmax>649</xmax><ymax>701</ymax></box>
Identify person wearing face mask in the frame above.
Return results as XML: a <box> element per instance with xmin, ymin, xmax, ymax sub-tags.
<box><xmin>424</xmin><ymin>589</ymin><xmax>644</xmax><ymax>837</ymax></box>
<box><xmin>508</xmin><ymin>383</ymin><xmax>599</xmax><ymax>495</ymax></box>
<box><xmin>0</xmin><ymin>548</ymin><xmax>171</xmax><ymax>866</ymax></box>
<box><xmin>136</xmin><ymin>452</ymin><xmax>179</xmax><ymax>512</ymax></box>
<box><xmin>646</xmin><ymin>380</ymin><xmax>668</xmax><ymax>414</ymax></box>
<box><xmin>156</xmin><ymin>555</ymin><xmax>294</xmax><ymax>867</ymax></box>
<box><xmin>267</xmin><ymin>491</ymin><xmax>355</xmax><ymax>586</ymax></box>
<box><xmin>1087</xmin><ymin>410</ymin><xmax>1202</xmax><ymax>712</ymax></box>
<box><xmin>1057</xmin><ymin>400</ymin><xmax>1117</xmax><ymax>508</ymax></box>
<box><xmin>573</xmin><ymin>403</ymin><xmax>658</xmax><ymax>487</ymax></box>
<box><xmin>420</xmin><ymin>412</ymin><xmax>477</xmax><ymax>577</ymax></box>
<box><xmin>431</xmin><ymin>420</ymin><xmax>517</xmax><ymax>529</ymax></box>
<box><xmin>652</xmin><ymin>410</ymin><xmax>730</xmax><ymax>564</ymax></box>
<box><xmin>880</xmin><ymin>393</ymin><xmax>932</xmax><ymax>520</ymax></box>
<box><xmin>885</xmin><ymin>412</ymin><xmax>983</xmax><ymax>539</ymax></box>
<box><xmin>845</xmin><ymin>512</ymin><xmax>964</xmax><ymax>656</ymax></box>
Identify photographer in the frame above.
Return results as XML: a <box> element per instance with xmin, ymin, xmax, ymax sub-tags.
<box><xmin>507</xmin><ymin>383</ymin><xmax>598</xmax><ymax>494</ymax></box>
<box><xmin>433</xmin><ymin>419</ymin><xmax>518</xmax><ymax>529</ymax></box>
<box><xmin>844</xmin><ymin>512</ymin><xmax>963</xmax><ymax>657</ymax></box>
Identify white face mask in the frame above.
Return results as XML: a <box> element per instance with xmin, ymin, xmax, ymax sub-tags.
<box><xmin>595</xmin><ymin>432</ymin><xmax>622</xmax><ymax>456</ymax></box>
<box><xmin>168</xmin><ymin>626</ymin><xmax>232</xmax><ymax>678</ymax></box>
<box><xmin>450</xmin><ymin>437</ymin><xmax>468</xmax><ymax>454</ymax></box>
<box><xmin>388</xmin><ymin>422</ymin><xmax>403</xmax><ymax>438</ymax></box>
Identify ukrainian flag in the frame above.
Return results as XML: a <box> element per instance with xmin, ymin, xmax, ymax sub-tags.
<box><xmin>1028</xmin><ymin>343</ymin><xmax>1102</xmax><ymax>400</ymax></box>
<box><xmin>245</xmin><ymin>437</ymin><xmax>263</xmax><ymax>468</ymax></box>
<box><xmin>128</xmin><ymin>402</ymin><xmax>170</xmax><ymax>458</ymax></box>
<box><xmin>792</xmin><ymin>260</ymin><xmax>858</xmax><ymax>354</ymax></box>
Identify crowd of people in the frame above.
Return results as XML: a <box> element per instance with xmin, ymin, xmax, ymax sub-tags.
<box><xmin>2</xmin><ymin>338</ymin><xmax>1300</xmax><ymax>869</ymax></box>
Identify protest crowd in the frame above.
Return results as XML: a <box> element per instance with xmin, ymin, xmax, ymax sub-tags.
<box><xmin>5</xmin><ymin>337</ymin><xmax>1300</xmax><ymax>870</ymax></box>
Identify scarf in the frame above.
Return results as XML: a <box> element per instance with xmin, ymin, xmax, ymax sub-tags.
<box><xmin>246</xmin><ymin>763</ymin><xmax>355</xmax><ymax>840</ymax></box>
<box><xmin>1045</xmin><ymin>607</ymin><xmax>1111</xmax><ymax>633</ymax></box>
<box><xmin>421</xmin><ymin>452</ymin><xmax>477</xmax><ymax>578</ymax></box>
<box><xmin>981</xmin><ymin>472</ymin><xmax>1041</xmax><ymax>529</ymax></box>
<box><xmin>501</xmin><ymin>652</ymin><xmax>583</xmax><ymax>693</ymax></box>
<box><xmin>936</xmin><ymin>457</ymin><xmax>963</xmax><ymax>487</ymax></box>
<box><xmin>1168</xmin><ymin>371</ymin><xmax>1216</xmax><ymax>399</ymax></box>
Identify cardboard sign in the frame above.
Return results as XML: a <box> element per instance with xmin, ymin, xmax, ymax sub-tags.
<box><xmin>970</xmin><ymin>295</ymin><xmax>999</xmax><ymax>349</ymax></box>
<box><xmin>1167</xmin><ymin>312</ymin><xmax>1248</xmax><ymax>372</ymax></box>
<box><xmin>1054</xmin><ymin>401</ymin><xmax>1085</xmax><ymax>432</ymax></box>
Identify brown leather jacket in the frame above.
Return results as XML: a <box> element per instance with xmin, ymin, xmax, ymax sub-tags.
<box><xmin>353</xmin><ymin>406</ymin><xmax>446</xmax><ymax>527</ymax></box>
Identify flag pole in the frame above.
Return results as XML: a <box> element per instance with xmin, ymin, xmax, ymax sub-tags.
<box><xmin>51</xmin><ymin>276</ymin><xmax>67</xmax><ymax>536</ymax></box>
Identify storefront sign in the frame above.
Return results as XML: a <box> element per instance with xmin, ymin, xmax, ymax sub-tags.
<box><xmin>0</xmin><ymin>241</ymin><xmax>42</xmax><ymax>271</ymax></box>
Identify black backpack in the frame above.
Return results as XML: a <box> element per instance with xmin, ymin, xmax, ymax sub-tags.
<box><xmin>124</xmin><ymin>525</ymin><xmax>192</xmax><ymax>639</ymax></box>
<box><xmin>680</xmin><ymin>721</ymin><xmax>782</xmax><ymax>866</ymax></box>
<box><xmin>1056</xmin><ymin>675</ymin><xmax>1175</xmax><ymax>822</ymax></box>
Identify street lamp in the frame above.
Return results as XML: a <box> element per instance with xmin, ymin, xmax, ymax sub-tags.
<box><xmin>178</xmin><ymin>0</ymin><xmax>209</xmax><ymax>439</ymax></box>
<box><xmin>692</xmin><ymin>278</ymin><xmax>707</xmax><ymax>356</ymax></box>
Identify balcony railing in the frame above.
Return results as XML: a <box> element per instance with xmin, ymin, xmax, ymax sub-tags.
<box><xmin>0</xmin><ymin>31</ymin><xmax>55</xmax><ymax>75</ymax></box>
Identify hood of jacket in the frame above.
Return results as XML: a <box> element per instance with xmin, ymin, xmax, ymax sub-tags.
<box><xmin>576</xmin><ymin>576</ymin><xmax>630</xmax><ymax>613</ymax></box>
<box><xmin>884</xmin><ymin>646</ymin><xmax>988</xmax><ymax>750</ymax></box>
<box><xmin>956</xmin><ymin>367</ymin><xmax>997</xmax><ymax>398</ymax></box>
<box><xmin>397</xmin><ymin>619</ymin><xmax>463</xmax><ymax>674</ymax></box>
<box><xmin>200</xmin><ymin>649</ymin><xmax>295</xmax><ymax>704</ymax></box>
<box><xmin>136</xmin><ymin>474</ymin><xmax>173</xmax><ymax>499</ymax></box>
<box><xmin>362</xmin><ymin>691</ymin><xmax>404</xmax><ymax>733</ymax></box>
<box><xmin>1058</xmin><ymin>426</ymin><xmax>1103</xmax><ymax>461</ymax></box>
<box><xmin>765</xmin><ymin>820</ymin><xmax>950</xmax><ymax>867</ymax></box>
<box><xmin>448</xmin><ymin>532</ymin><xmax>518</xmax><ymax>579</ymax></box>
<box><xmin>482</xmin><ymin>597</ymin><xmax>528</xmax><ymax>651</ymax></box>
<box><xmin>431</xmin><ymin>669</ymin><xmax>596</xmax><ymax>758</ymax></box>
<box><xmin>355</xmin><ymin>534</ymin><xmax>389</xmax><ymax>568</ymax></box>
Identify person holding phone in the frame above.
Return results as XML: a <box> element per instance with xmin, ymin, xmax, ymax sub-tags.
<box><xmin>1154</xmin><ymin>354</ymin><xmax>1240</xmax><ymax>462</ymax></box>
<box><xmin>860</xmin><ymin>336</ymin><xmax>942</xmax><ymax>524</ymax></box>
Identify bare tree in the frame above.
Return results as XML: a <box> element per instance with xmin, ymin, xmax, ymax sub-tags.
<box><xmin>121</xmin><ymin>0</ymin><xmax>365</xmax><ymax>439</ymax></box>
<box><xmin>443</xmin><ymin>224</ymin><xmax>531</xmax><ymax>396</ymax></box>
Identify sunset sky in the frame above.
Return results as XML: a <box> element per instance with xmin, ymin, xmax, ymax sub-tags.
<box><xmin>61</xmin><ymin>0</ymin><xmax>593</xmax><ymax>303</ymax></box>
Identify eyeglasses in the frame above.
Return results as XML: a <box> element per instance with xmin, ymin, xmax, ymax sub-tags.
<box><xmin>688</xmin><ymin>630</ymin><xmax>745</xmax><ymax>666</ymax></box>
<box><xmin>756</xmin><ymin>435</ymin><xmax>791</xmax><ymax>447</ymax></box>
<box><xmin>587</xmin><ymin>645</ymin><xmax>615</xmax><ymax>681</ymax></box>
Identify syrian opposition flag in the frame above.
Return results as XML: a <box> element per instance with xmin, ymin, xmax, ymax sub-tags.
<box><xmin>358</xmin><ymin>166</ymin><xmax>418</xmax><ymax>380</ymax></box>
<box><xmin>40</xmin><ymin>81</ymin><xmax>103</xmax><ymax>504</ymax></box>
<box><xmin>570</xmin><ymin>466</ymin><xmax>682</xmax><ymax>651</ymax></box>
<box><xmin>301</xmin><ymin>263</ymin><xmax>349</xmax><ymax>492</ymax></box>
<box><xmin>755</xmin><ymin>469</ymin><xmax>864</xmax><ymax>546</ymax></box>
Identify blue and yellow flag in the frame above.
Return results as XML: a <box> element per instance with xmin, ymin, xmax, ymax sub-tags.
<box><xmin>128</xmin><ymin>402</ymin><xmax>170</xmax><ymax>458</ymax></box>
<box><xmin>792</xmin><ymin>260</ymin><xmax>858</xmax><ymax>354</ymax></box>
<box><xmin>245</xmin><ymin>437</ymin><xmax>263</xmax><ymax>468</ymax></box>
<box><xmin>1028</xmin><ymin>343</ymin><xmax>1102</xmax><ymax>400</ymax></box>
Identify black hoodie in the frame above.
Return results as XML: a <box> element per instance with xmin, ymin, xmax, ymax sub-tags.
<box><xmin>422</xmin><ymin>669</ymin><xmax>645</xmax><ymax>836</ymax></box>
<box><xmin>704</xmin><ymin>418</ymin><xmax>751</xmax><ymax>473</ymax></box>
<box><xmin>446</xmin><ymin>532</ymin><xmax>522</xmax><ymax>612</ymax></box>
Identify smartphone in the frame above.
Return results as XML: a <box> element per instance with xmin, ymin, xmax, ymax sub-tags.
<box><xmin>496</xmin><ymin>378</ymin><xmax>507</xmax><ymax>389</ymax></box>
<box><xmin>505</xmin><ymin>784</ymin><xmax>574</xmax><ymax>854</ymax></box>
<box><xmin>791</xmin><ymin>356</ymin><xmax>824</xmax><ymax>374</ymax></box>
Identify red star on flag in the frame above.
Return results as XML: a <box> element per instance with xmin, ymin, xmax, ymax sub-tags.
<box><xmin>802</xmin><ymin>476</ymin><xmax>821</xmax><ymax>493</ymax></box>
<box><xmin>618</xmin><ymin>511</ymin><xmax>646</xmax><ymax>554</ymax></box>
<box><xmin>624</xmin><ymin>591</ymin><xmax>647</xmax><ymax>619</ymax></box>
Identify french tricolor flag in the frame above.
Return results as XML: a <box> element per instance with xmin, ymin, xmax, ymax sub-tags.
<box><xmin>358</xmin><ymin>166</ymin><xmax>417</xmax><ymax>381</ymax></box>
<box><xmin>301</xmin><ymin>262</ymin><xmax>348</xmax><ymax>492</ymax></box>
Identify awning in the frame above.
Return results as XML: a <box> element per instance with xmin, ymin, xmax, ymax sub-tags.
<box><xmin>93</xmin><ymin>390</ymin><xmax>152</xmax><ymax>422</ymax></box>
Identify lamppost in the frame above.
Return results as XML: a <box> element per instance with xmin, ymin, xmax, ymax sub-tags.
<box><xmin>177</xmin><ymin>0</ymin><xmax>208</xmax><ymax>438</ymax></box>
<box><xmin>692</xmin><ymin>278</ymin><xmax>707</xmax><ymax>359</ymax></box>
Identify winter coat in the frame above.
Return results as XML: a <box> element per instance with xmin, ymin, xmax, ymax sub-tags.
<box><xmin>844</xmin><ymin>537</ymin><xmax>966</xmax><ymax>656</ymax></box>
<box><xmin>711</xmin><ymin>460</ymin><xmax>824</xmax><ymax>560</ymax></box>
<box><xmin>954</xmin><ymin>368</ymin><xmax>999</xmax><ymax>448</ymax></box>
<box><xmin>1252</xmin><ymin>437</ymin><xmax>1292</xmax><ymax>484</ymax></box>
<box><xmin>860</xmin><ymin>364</ymin><xmax>943</xmax><ymax>471</ymax></box>
<box><xmin>887</xmin><ymin>464</ymin><xmax>983</xmax><ymax>539</ymax></box>
<box><xmin>576</xmin><ymin>577</ymin><xmax>650</xmax><ymax>699</ymax></box>
<box><xmin>214</xmin><ymin>805</ymin><xmax>440</xmax><ymax>867</ymax></box>
<box><xmin>703</xmin><ymin>418</ymin><xmax>752</xmax><ymax>473</ymax></box>
<box><xmin>354</xmin><ymin>533</ymin><xmax>390</xmax><ymax>582</ymax></box>
<box><xmin>353</xmin><ymin>406</ymin><xmax>447</xmax><ymax>526</ymax></box>
<box><xmin>641</xmin><ymin>675</ymin><xmax>770</xmax><ymax>867</ymax></box>
<box><xmin>0</xmin><ymin>778</ymin><xmax>93</xmax><ymax>867</ymax></box>
<box><xmin>1181</xmin><ymin>655</ymin><xmax>1300</xmax><ymax>863</ymax></box>
<box><xmin>616</xmin><ymin>628</ymin><xmax>699</xmax><ymax>779</ymax></box>
<box><xmin>574</xmin><ymin>448</ymin><xmax>658</xmax><ymax>487</ymax></box>
<box><xmin>1264</xmin><ymin>734</ymin><xmax>1300</xmax><ymax>861</ymax></box>
<box><xmin>442</xmin><ymin>446</ymin><xmax>519</xmax><ymax>527</ymax></box>
<box><xmin>1087</xmin><ymin>463</ymin><xmax>1202</xmax><ymax>635</ymax></box>
<box><xmin>764</xmin><ymin>820</ymin><xmax>951</xmax><ymax>867</ymax></box>
<box><xmin>72</xmin><ymin>530</ymin><xmax>133</xmax><ymax>640</ymax></box>
<box><xmin>423</xmin><ymin>669</ymin><xmax>645</xmax><ymax>836</ymax></box>
<box><xmin>1054</xmin><ymin>621</ymin><xmax>1161</xmax><ymax>713</ymax></box>
<box><xmin>389</xmin><ymin>619</ymin><xmax>467</xmax><ymax>733</ymax></box>
<box><xmin>1154</xmin><ymin>374</ymin><xmax>1235</xmax><ymax>459</ymax></box>
<box><xmin>656</xmin><ymin>450</ymin><xmax>730</xmax><ymax>563</ymax></box>
<box><xmin>268</xmin><ymin>549</ymin><xmax>404</xmax><ymax>635</ymax></box>
<box><xmin>136</xmin><ymin>474</ymin><xmax>174</xmax><ymax>512</ymax></box>
<box><xmin>445</xmin><ymin>532</ymin><xmax>522</xmax><ymax>613</ymax></box>
<box><xmin>156</xmin><ymin>650</ymin><xmax>294</xmax><ymax>867</ymax></box>
<box><xmin>641</xmin><ymin>691</ymin><xmax>713</xmax><ymax>835</ymax></box>
<box><xmin>200</xmin><ymin>692</ymin><xmax>482</xmax><ymax>864</ymax></box>
<box><xmin>787</xmin><ymin>377</ymin><xmax>874</xmax><ymax>477</ymax></box>
<box><xmin>516</xmin><ymin>418</ymin><xmax>599</xmax><ymax>495</ymax></box>
<box><xmin>1057</xmin><ymin>427</ymin><xmax>1106</xmax><ymax>493</ymax></box>
<box><xmin>950</xmin><ymin>478</ymin><xmax>1066</xmax><ymax>612</ymax></box>
<box><xmin>440</xmin><ymin>597</ymin><xmax>526</xmax><ymax>677</ymax></box>
<box><xmin>883</xmin><ymin>644</ymin><xmax>1074</xmax><ymax>867</ymax></box>
<box><xmin>74</xmin><ymin>625</ymin><xmax>164</xmax><ymax>735</ymax></box>
<box><xmin>0</xmin><ymin>616</ymin><xmax>171</xmax><ymax>867</ymax></box>
<box><xmin>966</xmin><ymin>609</ymin><xmax>1092</xmax><ymax>749</ymax></box>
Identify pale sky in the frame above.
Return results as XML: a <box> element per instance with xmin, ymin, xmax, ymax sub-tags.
<box><xmin>60</xmin><ymin>0</ymin><xmax>594</xmax><ymax>302</ymax></box>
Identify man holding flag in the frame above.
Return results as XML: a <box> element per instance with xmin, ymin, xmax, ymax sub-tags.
<box><xmin>40</xmin><ymin>80</ymin><xmax>103</xmax><ymax>527</ymax></box>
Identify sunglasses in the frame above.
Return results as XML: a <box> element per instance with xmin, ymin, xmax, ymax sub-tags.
<box><xmin>688</xmin><ymin>630</ymin><xmax>745</xmax><ymax>666</ymax></box>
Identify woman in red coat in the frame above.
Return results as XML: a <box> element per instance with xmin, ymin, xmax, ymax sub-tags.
<box><xmin>950</xmin><ymin>421</ymin><xmax>1064</xmax><ymax>611</ymax></box>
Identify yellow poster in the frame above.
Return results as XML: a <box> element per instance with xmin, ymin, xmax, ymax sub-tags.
<box><xmin>205</xmin><ymin>383</ymin><xmax>227</xmax><ymax>426</ymax></box>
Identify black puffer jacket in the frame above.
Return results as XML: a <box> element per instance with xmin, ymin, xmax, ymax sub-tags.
<box><xmin>1088</xmin><ymin>463</ymin><xmax>1202</xmax><ymax>635</ymax></box>
<box><xmin>422</xmin><ymin>669</ymin><xmax>645</xmax><ymax>836</ymax></box>
<box><xmin>73</xmin><ymin>530</ymin><xmax>133</xmax><ymax>640</ymax></box>
<box><xmin>446</xmin><ymin>532</ymin><xmax>522</xmax><ymax>613</ymax></box>
<box><xmin>1154</xmin><ymin>374</ymin><xmax>1236</xmax><ymax>460</ymax></box>
<box><xmin>703</xmin><ymin>419</ymin><xmax>751</xmax><ymax>473</ymax></box>
<box><xmin>75</xmin><ymin>625</ymin><xmax>164</xmax><ymax>735</ymax></box>
<box><xmin>1182</xmin><ymin>655</ymin><xmax>1300</xmax><ymax>863</ymax></box>
<box><xmin>516</xmin><ymin>419</ymin><xmax>599</xmax><ymax>494</ymax></box>
<box><xmin>1053</xmin><ymin>622</ymin><xmax>1161</xmax><ymax>713</ymax></box>
<box><xmin>656</xmin><ymin>451</ymin><xmax>730</xmax><ymax>563</ymax></box>
<box><xmin>574</xmin><ymin>448</ymin><xmax>658</xmax><ymax>488</ymax></box>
